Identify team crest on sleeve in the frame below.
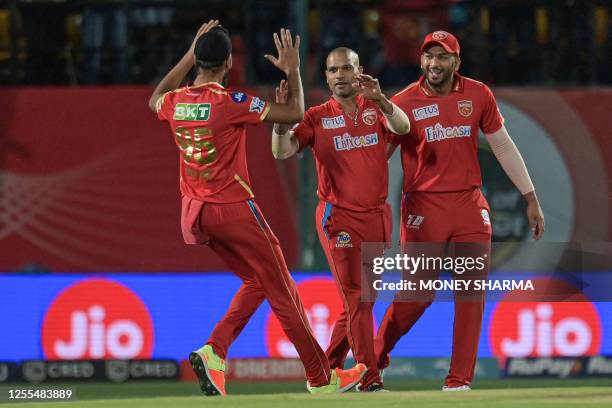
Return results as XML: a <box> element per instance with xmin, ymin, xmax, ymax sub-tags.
<box><xmin>481</xmin><ymin>209</ymin><xmax>491</xmax><ymax>225</ymax></box>
<box><xmin>458</xmin><ymin>100</ymin><xmax>473</xmax><ymax>117</ymax></box>
<box><xmin>362</xmin><ymin>108</ymin><xmax>377</xmax><ymax>126</ymax></box>
<box><xmin>231</xmin><ymin>91</ymin><xmax>247</xmax><ymax>103</ymax></box>
<box><xmin>249</xmin><ymin>97</ymin><xmax>266</xmax><ymax>114</ymax></box>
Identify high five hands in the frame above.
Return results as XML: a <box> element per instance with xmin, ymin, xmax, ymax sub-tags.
<box><xmin>264</xmin><ymin>29</ymin><xmax>301</xmax><ymax>75</ymax></box>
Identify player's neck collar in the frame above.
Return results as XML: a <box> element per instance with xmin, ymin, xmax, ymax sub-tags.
<box><xmin>419</xmin><ymin>73</ymin><xmax>464</xmax><ymax>97</ymax></box>
<box><xmin>329</xmin><ymin>93</ymin><xmax>363</xmax><ymax>110</ymax></box>
<box><xmin>189</xmin><ymin>81</ymin><xmax>226</xmax><ymax>90</ymax></box>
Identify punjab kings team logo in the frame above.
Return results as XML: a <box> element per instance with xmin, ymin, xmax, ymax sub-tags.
<box><xmin>362</xmin><ymin>108</ymin><xmax>377</xmax><ymax>126</ymax></box>
<box><xmin>432</xmin><ymin>31</ymin><xmax>449</xmax><ymax>40</ymax></box>
<box><xmin>457</xmin><ymin>101</ymin><xmax>473</xmax><ymax>118</ymax></box>
<box><xmin>458</xmin><ymin>100</ymin><xmax>473</xmax><ymax>117</ymax></box>
<box><xmin>489</xmin><ymin>279</ymin><xmax>602</xmax><ymax>365</ymax></box>
<box><xmin>266</xmin><ymin>278</ymin><xmax>344</xmax><ymax>357</ymax></box>
<box><xmin>42</xmin><ymin>279</ymin><xmax>154</xmax><ymax>360</ymax></box>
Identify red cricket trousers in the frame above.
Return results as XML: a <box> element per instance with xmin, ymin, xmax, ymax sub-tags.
<box><xmin>374</xmin><ymin>188</ymin><xmax>491</xmax><ymax>387</ymax></box>
<box><xmin>181</xmin><ymin>196</ymin><xmax>331</xmax><ymax>387</ymax></box>
<box><xmin>316</xmin><ymin>201</ymin><xmax>392</xmax><ymax>388</ymax></box>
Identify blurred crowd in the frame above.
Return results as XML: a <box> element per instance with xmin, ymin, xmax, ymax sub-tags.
<box><xmin>0</xmin><ymin>0</ymin><xmax>611</xmax><ymax>87</ymax></box>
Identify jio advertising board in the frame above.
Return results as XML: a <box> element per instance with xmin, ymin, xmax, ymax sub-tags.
<box><xmin>0</xmin><ymin>274</ymin><xmax>610</xmax><ymax>362</ymax></box>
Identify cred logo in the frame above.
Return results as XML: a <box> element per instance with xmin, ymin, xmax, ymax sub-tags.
<box><xmin>42</xmin><ymin>279</ymin><xmax>154</xmax><ymax>360</ymax></box>
<box><xmin>490</xmin><ymin>281</ymin><xmax>602</xmax><ymax>362</ymax></box>
<box><xmin>266</xmin><ymin>278</ymin><xmax>344</xmax><ymax>357</ymax></box>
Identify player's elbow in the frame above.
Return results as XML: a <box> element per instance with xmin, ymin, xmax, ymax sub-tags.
<box><xmin>395</xmin><ymin>123</ymin><xmax>410</xmax><ymax>135</ymax></box>
<box><xmin>288</xmin><ymin>109</ymin><xmax>304</xmax><ymax>124</ymax></box>
<box><xmin>272</xmin><ymin>148</ymin><xmax>291</xmax><ymax>160</ymax></box>
<box><xmin>148</xmin><ymin>95</ymin><xmax>158</xmax><ymax>113</ymax></box>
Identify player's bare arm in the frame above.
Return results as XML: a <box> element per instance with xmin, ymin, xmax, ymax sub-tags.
<box><xmin>271</xmin><ymin>79</ymin><xmax>300</xmax><ymax>159</ymax></box>
<box><xmin>148</xmin><ymin>19</ymin><xmax>219</xmax><ymax>112</ymax></box>
<box><xmin>386</xmin><ymin>143</ymin><xmax>398</xmax><ymax>160</ymax></box>
<box><xmin>263</xmin><ymin>29</ymin><xmax>305</xmax><ymax>124</ymax></box>
<box><xmin>355</xmin><ymin>73</ymin><xmax>410</xmax><ymax>135</ymax></box>
<box><xmin>485</xmin><ymin>125</ymin><xmax>545</xmax><ymax>240</ymax></box>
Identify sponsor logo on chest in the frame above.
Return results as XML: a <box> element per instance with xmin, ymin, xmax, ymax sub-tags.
<box><xmin>333</xmin><ymin>132</ymin><xmax>379</xmax><ymax>151</ymax></box>
<box><xmin>412</xmin><ymin>104</ymin><xmax>439</xmax><ymax>121</ymax></box>
<box><xmin>322</xmin><ymin>115</ymin><xmax>346</xmax><ymax>129</ymax></box>
<box><xmin>173</xmin><ymin>103</ymin><xmax>211</xmax><ymax>121</ymax></box>
<box><xmin>424</xmin><ymin>123</ymin><xmax>471</xmax><ymax>142</ymax></box>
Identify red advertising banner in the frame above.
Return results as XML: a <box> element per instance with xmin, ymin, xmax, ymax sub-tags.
<box><xmin>1</xmin><ymin>87</ymin><xmax>611</xmax><ymax>271</ymax></box>
<box><xmin>0</xmin><ymin>87</ymin><xmax>298</xmax><ymax>271</ymax></box>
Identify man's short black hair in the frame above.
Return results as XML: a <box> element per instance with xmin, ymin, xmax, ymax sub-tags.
<box><xmin>194</xmin><ymin>26</ymin><xmax>232</xmax><ymax>70</ymax></box>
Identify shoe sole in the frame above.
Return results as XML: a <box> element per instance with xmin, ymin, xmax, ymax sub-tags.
<box><xmin>189</xmin><ymin>351</ymin><xmax>223</xmax><ymax>396</ymax></box>
<box><xmin>337</xmin><ymin>367</ymin><xmax>368</xmax><ymax>393</ymax></box>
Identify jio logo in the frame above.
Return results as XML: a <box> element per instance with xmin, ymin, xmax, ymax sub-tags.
<box><xmin>266</xmin><ymin>278</ymin><xmax>344</xmax><ymax>357</ymax></box>
<box><xmin>489</xmin><ymin>279</ymin><xmax>602</xmax><ymax>363</ymax></box>
<box><xmin>42</xmin><ymin>279</ymin><xmax>154</xmax><ymax>360</ymax></box>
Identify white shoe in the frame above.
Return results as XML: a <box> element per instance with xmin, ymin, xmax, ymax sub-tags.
<box><xmin>354</xmin><ymin>369</ymin><xmax>385</xmax><ymax>392</ymax></box>
<box><xmin>442</xmin><ymin>385</ymin><xmax>471</xmax><ymax>392</ymax></box>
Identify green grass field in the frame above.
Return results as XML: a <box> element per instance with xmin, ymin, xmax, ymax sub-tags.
<box><xmin>1</xmin><ymin>379</ymin><xmax>611</xmax><ymax>407</ymax></box>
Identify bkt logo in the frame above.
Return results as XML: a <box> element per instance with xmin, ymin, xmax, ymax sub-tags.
<box><xmin>266</xmin><ymin>278</ymin><xmax>343</xmax><ymax>357</ymax></box>
<box><xmin>424</xmin><ymin>123</ymin><xmax>471</xmax><ymax>142</ymax></box>
<box><xmin>42</xmin><ymin>279</ymin><xmax>154</xmax><ymax>360</ymax></box>
<box><xmin>489</xmin><ymin>296</ymin><xmax>602</xmax><ymax>363</ymax></box>
<box><xmin>173</xmin><ymin>103</ymin><xmax>211</xmax><ymax>121</ymax></box>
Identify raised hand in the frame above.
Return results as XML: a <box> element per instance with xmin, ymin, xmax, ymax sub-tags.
<box><xmin>354</xmin><ymin>73</ymin><xmax>384</xmax><ymax>102</ymax></box>
<box><xmin>264</xmin><ymin>28</ymin><xmax>301</xmax><ymax>75</ymax></box>
<box><xmin>275</xmin><ymin>79</ymin><xmax>289</xmax><ymax>104</ymax></box>
<box><xmin>189</xmin><ymin>19</ymin><xmax>220</xmax><ymax>53</ymax></box>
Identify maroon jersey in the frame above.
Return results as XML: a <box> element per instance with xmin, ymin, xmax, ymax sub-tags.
<box><xmin>157</xmin><ymin>82</ymin><xmax>270</xmax><ymax>203</ymax></box>
<box><xmin>391</xmin><ymin>74</ymin><xmax>504</xmax><ymax>193</ymax></box>
<box><xmin>293</xmin><ymin>95</ymin><xmax>392</xmax><ymax>211</ymax></box>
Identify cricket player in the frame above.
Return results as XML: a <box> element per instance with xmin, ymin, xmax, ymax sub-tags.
<box><xmin>375</xmin><ymin>31</ymin><xmax>546</xmax><ymax>390</ymax></box>
<box><xmin>148</xmin><ymin>20</ymin><xmax>366</xmax><ymax>396</ymax></box>
<box><xmin>271</xmin><ymin>47</ymin><xmax>410</xmax><ymax>392</ymax></box>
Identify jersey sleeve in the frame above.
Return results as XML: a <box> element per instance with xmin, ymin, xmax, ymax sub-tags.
<box><xmin>156</xmin><ymin>91</ymin><xmax>174</xmax><ymax>122</ymax></box>
<box><xmin>386</xmin><ymin>94</ymin><xmax>406</xmax><ymax>145</ymax></box>
<box><xmin>224</xmin><ymin>91</ymin><xmax>271</xmax><ymax>126</ymax></box>
<box><xmin>480</xmin><ymin>85</ymin><xmax>504</xmax><ymax>134</ymax></box>
<box><xmin>292</xmin><ymin>108</ymin><xmax>316</xmax><ymax>152</ymax></box>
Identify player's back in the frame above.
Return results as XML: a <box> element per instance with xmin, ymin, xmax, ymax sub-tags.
<box><xmin>157</xmin><ymin>82</ymin><xmax>271</xmax><ymax>203</ymax></box>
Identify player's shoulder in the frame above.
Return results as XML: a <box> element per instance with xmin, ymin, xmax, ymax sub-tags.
<box><xmin>392</xmin><ymin>80</ymin><xmax>421</xmax><ymax>100</ymax></box>
<box><xmin>305</xmin><ymin>101</ymin><xmax>332</xmax><ymax>119</ymax></box>
<box><xmin>461</xmin><ymin>75</ymin><xmax>494</xmax><ymax>96</ymax></box>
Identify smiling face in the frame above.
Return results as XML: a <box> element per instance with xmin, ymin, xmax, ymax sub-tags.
<box><xmin>421</xmin><ymin>45</ymin><xmax>460</xmax><ymax>88</ymax></box>
<box><xmin>325</xmin><ymin>49</ymin><xmax>362</xmax><ymax>98</ymax></box>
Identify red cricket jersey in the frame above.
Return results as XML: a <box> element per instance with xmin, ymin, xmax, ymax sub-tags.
<box><xmin>391</xmin><ymin>74</ymin><xmax>504</xmax><ymax>193</ymax></box>
<box><xmin>157</xmin><ymin>82</ymin><xmax>270</xmax><ymax>203</ymax></box>
<box><xmin>292</xmin><ymin>95</ymin><xmax>392</xmax><ymax>211</ymax></box>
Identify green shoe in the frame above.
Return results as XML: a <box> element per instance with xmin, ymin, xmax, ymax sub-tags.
<box><xmin>307</xmin><ymin>363</ymin><xmax>367</xmax><ymax>394</ymax></box>
<box><xmin>189</xmin><ymin>345</ymin><xmax>226</xmax><ymax>396</ymax></box>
